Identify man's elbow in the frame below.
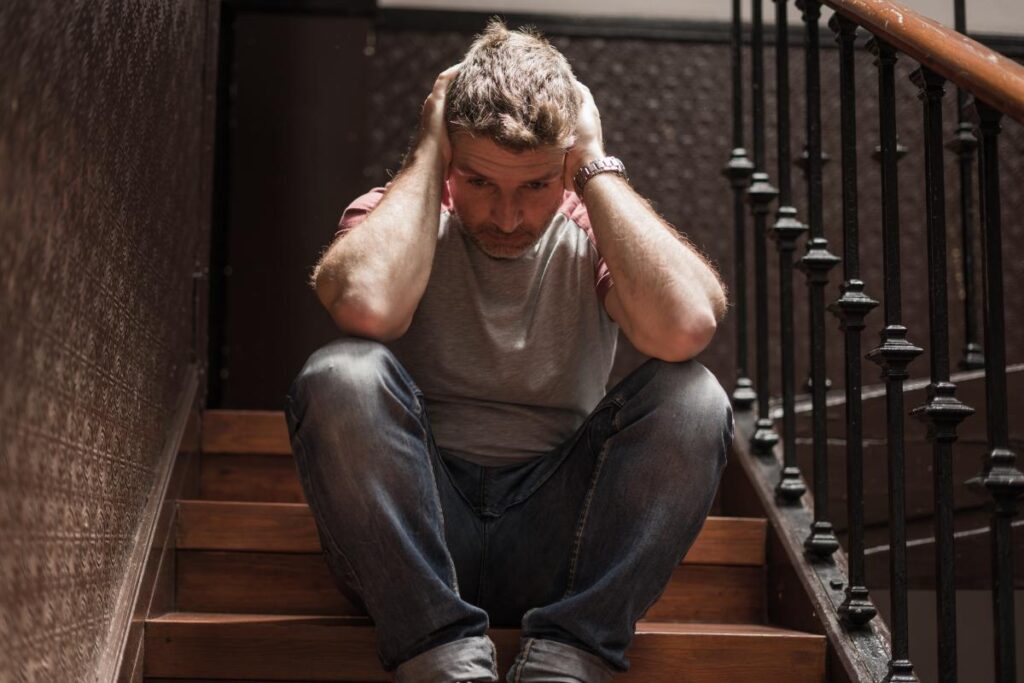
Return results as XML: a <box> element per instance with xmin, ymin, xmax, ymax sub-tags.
<box><xmin>316</xmin><ymin>279</ymin><xmax>410</xmax><ymax>342</ymax></box>
<box><xmin>655</xmin><ymin>310</ymin><xmax>718</xmax><ymax>363</ymax></box>
<box><xmin>328</xmin><ymin>302</ymin><xmax>410</xmax><ymax>342</ymax></box>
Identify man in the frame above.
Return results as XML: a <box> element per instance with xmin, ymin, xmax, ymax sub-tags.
<box><xmin>285</xmin><ymin>20</ymin><xmax>734</xmax><ymax>683</ymax></box>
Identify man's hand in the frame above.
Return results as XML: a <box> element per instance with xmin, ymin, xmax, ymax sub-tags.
<box><xmin>564</xmin><ymin>80</ymin><xmax>607</xmax><ymax>193</ymax></box>
<box><xmin>418</xmin><ymin>62</ymin><xmax>462</xmax><ymax>170</ymax></box>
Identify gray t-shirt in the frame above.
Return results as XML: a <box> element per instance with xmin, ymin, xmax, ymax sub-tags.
<box><xmin>337</xmin><ymin>184</ymin><xmax>619</xmax><ymax>466</ymax></box>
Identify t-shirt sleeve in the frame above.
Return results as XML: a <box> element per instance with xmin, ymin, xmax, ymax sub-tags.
<box><xmin>336</xmin><ymin>187</ymin><xmax>387</xmax><ymax>238</ymax></box>
<box><xmin>563</xmin><ymin>193</ymin><xmax>614</xmax><ymax>304</ymax></box>
<box><xmin>335</xmin><ymin>182</ymin><xmax>455</xmax><ymax>239</ymax></box>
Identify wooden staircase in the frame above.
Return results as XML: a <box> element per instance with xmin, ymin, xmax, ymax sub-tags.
<box><xmin>142</xmin><ymin>410</ymin><xmax>827</xmax><ymax>682</ymax></box>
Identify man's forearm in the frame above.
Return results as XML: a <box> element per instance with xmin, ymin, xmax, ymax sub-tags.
<box><xmin>583</xmin><ymin>173</ymin><xmax>727</xmax><ymax>345</ymax></box>
<box><xmin>314</xmin><ymin>139</ymin><xmax>446</xmax><ymax>339</ymax></box>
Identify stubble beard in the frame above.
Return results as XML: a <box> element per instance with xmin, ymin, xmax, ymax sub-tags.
<box><xmin>456</xmin><ymin>216</ymin><xmax>537</xmax><ymax>260</ymax></box>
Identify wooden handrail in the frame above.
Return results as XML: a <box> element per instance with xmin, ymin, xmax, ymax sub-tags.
<box><xmin>825</xmin><ymin>0</ymin><xmax>1024</xmax><ymax>124</ymax></box>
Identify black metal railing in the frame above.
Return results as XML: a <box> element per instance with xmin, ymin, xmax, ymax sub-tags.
<box><xmin>724</xmin><ymin>1</ymin><xmax>1024</xmax><ymax>680</ymax></box>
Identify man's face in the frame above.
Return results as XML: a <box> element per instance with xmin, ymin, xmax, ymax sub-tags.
<box><xmin>447</xmin><ymin>132</ymin><xmax>567</xmax><ymax>259</ymax></box>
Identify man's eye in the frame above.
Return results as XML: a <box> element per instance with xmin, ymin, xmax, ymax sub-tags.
<box><xmin>468</xmin><ymin>178</ymin><xmax>490</xmax><ymax>187</ymax></box>
<box><xmin>526</xmin><ymin>182</ymin><xmax>549</xmax><ymax>191</ymax></box>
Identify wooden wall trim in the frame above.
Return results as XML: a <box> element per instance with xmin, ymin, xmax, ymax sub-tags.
<box><xmin>102</xmin><ymin>366</ymin><xmax>201</xmax><ymax>683</ymax></box>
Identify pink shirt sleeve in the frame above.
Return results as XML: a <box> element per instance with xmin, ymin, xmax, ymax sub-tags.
<box><xmin>336</xmin><ymin>187</ymin><xmax>386</xmax><ymax>237</ymax></box>
<box><xmin>560</xmin><ymin>192</ymin><xmax>614</xmax><ymax>304</ymax></box>
<box><xmin>335</xmin><ymin>182</ymin><xmax>456</xmax><ymax>238</ymax></box>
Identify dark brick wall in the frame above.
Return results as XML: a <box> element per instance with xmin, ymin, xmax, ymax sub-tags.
<box><xmin>0</xmin><ymin>1</ymin><xmax>213</xmax><ymax>679</ymax></box>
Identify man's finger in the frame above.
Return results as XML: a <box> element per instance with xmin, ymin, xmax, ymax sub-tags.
<box><xmin>439</xmin><ymin>61</ymin><xmax>463</xmax><ymax>80</ymax></box>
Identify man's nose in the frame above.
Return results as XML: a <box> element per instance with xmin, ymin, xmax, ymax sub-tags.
<box><xmin>492</xmin><ymin>195</ymin><xmax>523</xmax><ymax>233</ymax></box>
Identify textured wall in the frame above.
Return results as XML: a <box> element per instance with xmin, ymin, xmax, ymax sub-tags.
<box><xmin>0</xmin><ymin>1</ymin><xmax>211</xmax><ymax>680</ymax></box>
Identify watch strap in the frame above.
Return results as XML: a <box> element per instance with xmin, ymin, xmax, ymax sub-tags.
<box><xmin>573</xmin><ymin>156</ymin><xmax>628</xmax><ymax>195</ymax></box>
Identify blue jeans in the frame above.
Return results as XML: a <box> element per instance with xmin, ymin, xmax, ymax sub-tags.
<box><xmin>284</xmin><ymin>337</ymin><xmax>734</xmax><ymax>682</ymax></box>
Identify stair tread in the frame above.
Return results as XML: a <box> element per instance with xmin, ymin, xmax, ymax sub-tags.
<box><xmin>176</xmin><ymin>499</ymin><xmax>766</xmax><ymax>567</ymax></box>
<box><xmin>145</xmin><ymin>611</ymin><xmax>825</xmax><ymax>682</ymax></box>
<box><xmin>148</xmin><ymin>611</ymin><xmax>817</xmax><ymax>638</ymax></box>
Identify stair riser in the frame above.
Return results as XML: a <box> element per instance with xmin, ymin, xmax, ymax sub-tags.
<box><xmin>175</xmin><ymin>550</ymin><xmax>764</xmax><ymax>623</ymax></box>
<box><xmin>201</xmin><ymin>453</ymin><xmax>304</xmax><ymax>503</ymax></box>
<box><xmin>176</xmin><ymin>501</ymin><xmax>767</xmax><ymax>567</ymax></box>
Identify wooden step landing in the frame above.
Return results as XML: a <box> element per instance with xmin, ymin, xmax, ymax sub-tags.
<box><xmin>144</xmin><ymin>613</ymin><xmax>826</xmax><ymax>682</ymax></box>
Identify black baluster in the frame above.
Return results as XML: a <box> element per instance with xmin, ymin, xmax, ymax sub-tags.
<box><xmin>724</xmin><ymin>0</ymin><xmax>757</xmax><ymax>409</ymax></box>
<box><xmin>795</xmin><ymin>0</ymin><xmax>840</xmax><ymax>559</ymax></box>
<box><xmin>795</xmin><ymin>145</ymin><xmax>832</xmax><ymax>172</ymax></box>
<box><xmin>949</xmin><ymin>0</ymin><xmax>984</xmax><ymax>370</ymax></box>
<box><xmin>908</xmin><ymin>66</ymin><xmax>975</xmax><ymax>683</ymax></box>
<box><xmin>872</xmin><ymin>138</ymin><xmax>909</xmax><ymax>162</ymax></box>
<box><xmin>769</xmin><ymin>0</ymin><xmax>807</xmax><ymax>503</ymax></box>
<box><xmin>795</xmin><ymin>88</ymin><xmax>834</xmax><ymax>401</ymax></box>
<box><xmin>828</xmin><ymin>13</ymin><xmax>878</xmax><ymax>627</ymax></box>
<box><xmin>967</xmin><ymin>98</ymin><xmax>1024</xmax><ymax>683</ymax></box>
<box><xmin>865</xmin><ymin>37</ymin><xmax>921</xmax><ymax>683</ymax></box>
<box><xmin>747</xmin><ymin>0</ymin><xmax>780</xmax><ymax>456</ymax></box>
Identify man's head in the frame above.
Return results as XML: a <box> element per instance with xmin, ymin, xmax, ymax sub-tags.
<box><xmin>445</xmin><ymin>19</ymin><xmax>579</xmax><ymax>150</ymax></box>
<box><xmin>444</xmin><ymin>19</ymin><xmax>581</xmax><ymax>259</ymax></box>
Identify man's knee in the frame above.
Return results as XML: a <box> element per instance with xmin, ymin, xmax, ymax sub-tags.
<box><xmin>649</xmin><ymin>359</ymin><xmax>735</xmax><ymax>466</ymax></box>
<box><xmin>289</xmin><ymin>337</ymin><xmax>394</xmax><ymax>403</ymax></box>
<box><xmin>651</xmin><ymin>359</ymin><xmax>732</xmax><ymax>416</ymax></box>
<box><xmin>285</xmin><ymin>336</ymin><xmax>404</xmax><ymax>433</ymax></box>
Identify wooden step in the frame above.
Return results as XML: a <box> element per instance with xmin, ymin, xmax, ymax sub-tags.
<box><xmin>203</xmin><ymin>410</ymin><xmax>291</xmax><ymax>454</ymax></box>
<box><xmin>144</xmin><ymin>613</ymin><xmax>826</xmax><ymax>682</ymax></box>
<box><xmin>174</xmin><ymin>504</ymin><xmax>766</xmax><ymax>623</ymax></box>
<box><xmin>200</xmin><ymin>452</ymin><xmax>303</xmax><ymax>502</ymax></box>
<box><xmin>198</xmin><ymin>410</ymin><xmax>295</xmax><ymax>501</ymax></box>
<box><xmin>174</xmin><ymin>549</ymin><xmax>764</xmax><ymax>623</ymax></box>
<box><xmin>176</xmin><ymin>500</ymin><xmax>767</xmax><ymax>566</ymax></box>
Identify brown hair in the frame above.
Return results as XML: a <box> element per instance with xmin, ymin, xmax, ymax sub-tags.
<box><xmin>445</xmin><ymin>18</ymin><xmax>580</xmax><ymax>150</ymax></box>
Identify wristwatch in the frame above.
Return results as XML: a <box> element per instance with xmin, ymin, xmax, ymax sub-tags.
<box><xmin>573</xmin><ymin>156</ymin><xmax>628</xmax><ymax>196</ymax></box>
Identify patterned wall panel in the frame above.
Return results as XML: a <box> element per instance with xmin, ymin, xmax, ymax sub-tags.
<box><xmin>0</xmin><ymin>1</ymin><xmax>210</xmax><ymax>680</ymax></box>
<box><xmin>363</xmin><ymin>24</ymin><xmax>1024</xmax><ymax>396</ymax></box>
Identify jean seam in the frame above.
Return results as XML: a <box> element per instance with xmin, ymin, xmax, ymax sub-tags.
<box><xmin>562</xmin><ymin>430</ymin><xmax>614</xmax><ymax>599</ymax></box>
<box><xmin>513</xmin><ymin>637</ymin><xmax>535</xmax><ymax>683</ymax></box>
<box><xmin>480</xmin><ymin>465</ymin><xmax>488</xmax><ymax>514</ymax></box>
<box><xmin>289</xmin><ymin>425</ymin><xmax>367</xmax><ymax>596</ymax></box>
<box><xmin>403</xmin><ymin>384</ymin><xmax>464</xmax><ymax>597</ymax></box>
<box><xmin>416</xmin><ymin>403</ymin><xmax>461</xmax><ymax>596</ymax></box>
<box><xmin>476</xmin><ymin>518</ymin><xmax>489</xmax><ymax>606</ymax></box>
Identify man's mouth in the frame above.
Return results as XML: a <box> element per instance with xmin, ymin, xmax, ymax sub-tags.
<box><xmin>484</xmin><ymin>230</ymin><xmax>528</xmax><ymax>243</ymax></box>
